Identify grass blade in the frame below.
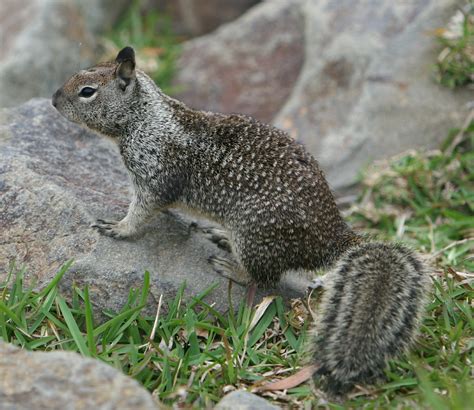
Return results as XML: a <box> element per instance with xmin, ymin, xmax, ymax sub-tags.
<box><xmin>57</xmin><ymin>296</ymin><xmax>90</xmax><ymax>357</ymax></box>
<box><xmin>83</xmin><ymin>286</ymin><xmax>96</xmax><ymax>356</ymax></box>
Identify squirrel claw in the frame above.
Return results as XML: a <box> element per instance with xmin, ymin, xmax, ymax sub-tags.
<box><xmin>94</xmin><ymin>218</ymin><xmax>118</xmax><ymax>225</ymax></box>
<box><xmin>201</xmin><ymin>227</ymin><xmax>232</xmax><ymax>252</ymax></box>
<box><xmin>95</xmin><ymin>227</ymin><xmax>116</xmax><ymax>237</ymax></box>
<box><xmin>91</xmin><ymin>218</ymin><xmax>135</xmax><ymax>239</ymax></box>
<box><xmin>91</xmin><ymin>223</ymin><xmax>112</xmax><ymax>230</ymax></box>
<box><xmin>91</xmin><ymin>219</ymin><xmax>126</xmax><ymax>238</ymax></box>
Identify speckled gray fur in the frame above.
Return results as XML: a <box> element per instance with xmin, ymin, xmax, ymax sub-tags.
<box><xmin>52</xmin><ymin>47</ymin><xmax>430</xmax><ymax>396</ymax></box>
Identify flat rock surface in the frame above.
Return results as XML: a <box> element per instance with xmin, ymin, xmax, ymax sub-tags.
<box><xmin>172</xmin><ymin>0</ymin><xmax>472</xmax><ymax>190</ymax></box>
<box><xmin>0</xmin><ymin>341</ymin><xmax>160</xmax><ymax>410</ymax></box>
<box><xmin>0</xmin><ymin>99</ymin><xmax>307</xmax><ymax>315</ymax></box>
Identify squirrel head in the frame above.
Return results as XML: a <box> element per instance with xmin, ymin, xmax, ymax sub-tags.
<box><xmin>52</xmin><ymin>46</ymin><xmax>139</xmax><ymax>136</ymax></box>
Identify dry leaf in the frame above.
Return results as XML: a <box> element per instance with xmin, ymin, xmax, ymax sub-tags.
<box><xmin>256</xmin><ymin>365</ymin><xmax>319</xmax><ymax>392</ymax></box>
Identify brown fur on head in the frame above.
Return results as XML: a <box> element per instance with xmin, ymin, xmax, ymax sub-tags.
<box><xmin>52</xmin><ymin>46</ymin><xmax>138</xmax><ymax>135</ymax></box>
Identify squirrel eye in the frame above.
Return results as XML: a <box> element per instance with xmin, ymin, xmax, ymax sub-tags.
<box><xmin>79</xmin><ymin>87</ymin><xmax>97</xmax><ymax>98</ymax></box>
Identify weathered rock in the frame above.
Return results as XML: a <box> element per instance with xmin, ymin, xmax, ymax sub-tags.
<box><xmin>215</xmin><ymin>390</ymin><xmax>281</xmax><ymax>410</ymax></box>
<box><xmin>151</xmin><ymin>0</ymin><xmax>261</xmax><ymax>37</ymax></box>
<box><xmin>172</xmin><ymin>0</ymin><xmax>472</xmax><ymax>190</ymax></box>
<box><xmin>172</xmin><ymin>0</ymin><xmax>305</xmax><ymax>124</ymax></box>
<box><xmin>0</xmin><ymin>341</ymin><xmax>160</xmax><ymax>409</ymax></box>
<box><xmin>0</xmin><ymin>99</ymin><xmax>307</xmax><ymax>315</ymax></box>
<box><xmin>0</xmin><ymin>0</ymin><xmax>128</xmax><ymax>108</ymax></box>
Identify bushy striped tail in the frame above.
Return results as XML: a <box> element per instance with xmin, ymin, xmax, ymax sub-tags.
<box><xmin>310</xmin><ymin>242</ymin><xmax>430</xmax><ymax>397</ymax></box>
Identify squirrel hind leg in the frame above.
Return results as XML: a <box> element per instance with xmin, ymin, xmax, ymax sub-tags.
<box><xmin>208</xmin><ymin>255</ymin><xmax>257</xmax><ymax>306</ymax></box>
<box><xmin>208</xmin><ymin>255</ymin><xmax>251</xmax><ymax>286</ymax></box>
<box><xmin>200</xmin><ymin>226</ymin><xmax>233</xmax><ymax>253</ymax></box>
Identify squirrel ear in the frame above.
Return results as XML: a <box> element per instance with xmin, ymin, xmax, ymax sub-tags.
<box><xmin>116</xmin><ymin>46</ymin><xmax>135</xmax><ymax>64</ymax></box>
<box><xmin>115</xmin><ymin>46</ymin><xmax>136</xmax><ymax>89</ymax></box>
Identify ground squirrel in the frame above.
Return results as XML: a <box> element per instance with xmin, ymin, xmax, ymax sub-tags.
<box><xmin>52</xmin><ymin>47</ymin><xmax>430</xmax><ymax>397</ymax></box>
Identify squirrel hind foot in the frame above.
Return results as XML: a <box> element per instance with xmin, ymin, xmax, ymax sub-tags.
<box><xmin>208</xmin><ymin>255</ymin><xmax>250</xmax><ymax>287</ymax></box>
<box><xmin>200</xmin><ymin>226</ymin><xmax>233</xmax><ymax>253</ymax></box>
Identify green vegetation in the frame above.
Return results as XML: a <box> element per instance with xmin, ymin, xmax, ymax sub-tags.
<box><xmin>1</xmin><ymin>119</ymin><xmax>472</xmax><ymax>408</ymax></box>
<box><xmin>3</xmin><ymin>4</ymin><xmax>474</xmax><ymax>401</ymax></box>
<box><xmin>340</xmin><ymin>117</ymin><xmax>474</xmax><ymax>408</ymax></box>
<box><xmin>0</xmin><ymin>265</ymin><xmax>309</xmax><ymax>407</ymax></box>
<box><xmin>434</xmin><ymin>1</ymin><xmax>473</xmax><ymax>88</ymax></box>
<box><xmin>349</xmin><ymin>118</ymin><xmax>473</xmax><ymax>273</ymax></box>
<box><xmin>105</xmin><ymin>0</ymin><xmax>181</xmax><ymax>94</ymax></box>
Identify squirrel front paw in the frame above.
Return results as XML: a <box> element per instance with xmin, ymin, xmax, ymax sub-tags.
<box><xmin>91</xmin><ymin>219</ymin><xmax>136</xmax><ymax>239</ymax></box>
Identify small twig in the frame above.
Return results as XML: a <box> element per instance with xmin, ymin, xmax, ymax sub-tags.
<box><xmin>306</xmin><ymin>286</ymin><xmax>318</xmax><ymax>320</ymax></box>
<box><xmin>187</xmin><ymin>367</ymin><xmax>196</xmax><ymax>388</ymax></box>
<box><xmin>360</xmin><ymin>187</ymin><xmax>373</xmax><ymax>207</ymax></box>
<box><xmin>427</xmin><ymin>238</ymin><xmax>474</xmax><ymax>261</ymax></box>
<box><xmin>172</xmin><ymin>358</ymin><xmax>183</xmax><ymax>389</ymax></box>
<box><xmin>425</xmin><ymin>216</ymin><xmax>436</xmax><ymax>253</ymax></box>
<box><xmin>49</xmin><ymin>320</ymin><xmax>61</xmax><ymax>341</ymax></box>
<box><xmin>336</xmin><ymin>194</ymin><xmax>358</xmax><ymax>207</ymax></box>
<box><xmin>396</xmin><ymin>213</ymin><xmax>408</xmax><ymax>239</ymax></box>
<box><xmin>445</xmin><ymin>110</ymin><xmax>474</xmax><ymax>156</ymax></box>
<box><xmin>146</xmin><ymin>294</ymin><xmax>163</xmax><ymax>351</ymax></box>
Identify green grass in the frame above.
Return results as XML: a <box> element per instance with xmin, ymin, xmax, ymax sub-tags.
<box><xmin>434</xmin><ymin>1</ymin><xmax>473</xmax><ymax>88</ymax></box>
<box><xmin>1</xmin><ymin>122</ymin><xmax>473</xmax><ymax>407</ymax></box>
<box><xmin>339</xmin><ymin>118</ymin><xmax>474</xmax><ymax>408</ymax></box>
<box><xmin>348</xmin><ymin>119</ymin><xmax>473</xmax><ymax>272</ymax></box>
<box><xmin>0</xmin><ymin>265</ymin><xmax>309</xmax><ymax>407</ymax></box>
<box><xmin>104</xmin><ymin>0</ymin><xmax>181</xmax><ymax>94</ymax></box>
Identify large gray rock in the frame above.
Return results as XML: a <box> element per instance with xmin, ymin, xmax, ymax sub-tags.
<box><xmin>172</xmin><ymin>0</ymin><xmax>472</xmax><ymax>190</ymax></box>
<box><xmin>0</xmin><ymin>99</ymin><xmax>306</xmax><ymax>314</ymax></box>
<box><xmin>172</xmin><ymin>0</ymin><xmax>305</xmax><ymax>124</ymax></box>
<box><xmin>0</xmin><ymin>0</ymin><xmax>128</xmax><ymax>108</ymax></box>
<box><xmin>151</xmin><ymin>0</ymin><xmax>261</xmax><ymax>37</ymax></box>
<box><xmin>0</xmin><ymin>341</ymin><xmax>160</xmax><ymax>409</ymax></box>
